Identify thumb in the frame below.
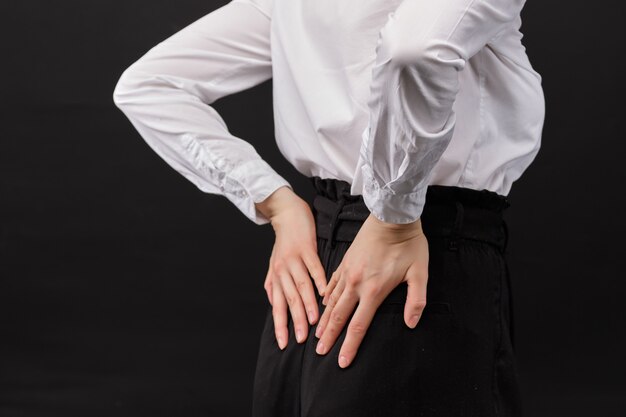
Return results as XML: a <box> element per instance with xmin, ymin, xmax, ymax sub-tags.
<box><xmin>303</xmin><ymin>250</ymin><xmax>328</xmax><ymax>296</ymax></box>
<box><xmin>404</xmin><ymin>265</ymin><xmax>428</xmax><ymax>329</ymax></box>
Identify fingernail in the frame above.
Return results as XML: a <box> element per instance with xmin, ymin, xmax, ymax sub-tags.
<box><xmin>322</xmin><ymin>297</ymin><xmax>327</xmax><ymax>306</ymax></box>
<box><xmin>307</xmin><ymin>309</ymin><xmax>315</xmax><ymax>324</ymax></box>
<box><xmin>339</xmin><ymin>355</ymin><xmax>349</xmax><ymax>368</ymax></box>
<box><xmin>409</xmin><ymin>314</ymin><xmax>420</xmax><ymax>328</ymax></box>
<box><xmin>316</xmin><ymin>340</ymin><xmax>326</xmax><ymax>355</ymax></box>
<box><xmin>315</xmin><ymin>325</ymin><xmax>322</xmax><ymax>338</ymax></box>
<box><xmin>296</xmin><ymin>327</ymin><xmax>303</xmax><ymax>343</ymax></box>
<box><xmin>278</xmin><ymin>337</ymin><xmax>285</xmax><ymax>350</ymax></box>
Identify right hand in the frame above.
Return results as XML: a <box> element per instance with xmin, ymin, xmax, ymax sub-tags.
<box><xmin>255</xmin><ymin>186</ymin><xmax>328</xmax><ymax>350</ymax></box>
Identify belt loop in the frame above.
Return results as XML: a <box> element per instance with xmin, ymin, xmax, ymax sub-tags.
<box><xmin>448</xmin><ymin>201</ymin><xmax>464</xmax><ymax>251</ymax></box>
<box><xmin>322</xmin><ymin>197</ymin><xmax>347</xmax><ymax>275</ymax></box>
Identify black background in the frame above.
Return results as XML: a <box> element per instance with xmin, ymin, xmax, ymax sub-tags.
<box><xmin>1</xmin><ymin>1</ymin><xmax>625</xmax><ymax>416</ymax></box>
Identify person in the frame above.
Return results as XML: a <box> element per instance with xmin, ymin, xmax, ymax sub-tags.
<box><xmin>113</xmin><ymin>0</ymin><xmax>545</xmax><ymax>415</ymax></box>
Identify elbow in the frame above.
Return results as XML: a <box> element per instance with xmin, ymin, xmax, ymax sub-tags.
<box><xmin>112</xmin><ymin>64</ymin><xmax>143</xmax><ymax>110</ymax></box>
<box><xmin>112</xmin><ymin>59</ymin><xmax>192</xmax><ymax>111</ymax></box>
<box><xmin>112</xmin><ymin>53</ymin><xmax>161</xmax><ymax>110</ymax></box>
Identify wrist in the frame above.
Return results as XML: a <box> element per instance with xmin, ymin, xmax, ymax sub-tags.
<box><xmin>255</xmin><ymin>185</ymin><xmax>300</xmax><ymax>221</ymax></box>
<box><xmin>366</xmin><ymin>213</ymin><xmax>424</xmax><ymax>239</ymax></box>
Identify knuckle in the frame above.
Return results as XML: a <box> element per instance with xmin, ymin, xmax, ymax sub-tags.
<box><xmin>328</xmin><ymin>292</ymin><xmax>338</xmax><ymax>306</ymax></box>
<box><xmin>331</xmin><ymin>311</ymin><xmax>344</xmax><ymax>324</ymax></box>
<box><xmin>295</xmin><ymin>279</ymin><xmax>308</xmax><ymax>292</ymax></box>
<box><xmin>272</xmin><ymin>258</ymin><xmax>286</xmax><ymax>271</ymax></box>
<box><xmin>365</xmin><ymin>284</ymin><xmax>383</xmax><ymax>299</ymax></box>
<box><xmin>285</xmin><ymin>293</ymin><xmax>297</xmax><ymax>307</ymax></box>
<box><xmin>344</xmin><ymin>271</ymin><xmax>362</xmax><ymax>286</ymax></box>
<box><xmin>268</xmin><ymin>273</ymin><xmax>279</xmax><ymax>285</ymax></box>
<box><xmin>348</xmin><ymin>320</ymin><xmax>367</xmax><ymax>335</ymax></box>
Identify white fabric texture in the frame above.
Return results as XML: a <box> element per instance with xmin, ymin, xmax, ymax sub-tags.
<box><xmin>113</xmin><ymin>0</ymin><xmax>545</xmax><ymax>225</ymax></box>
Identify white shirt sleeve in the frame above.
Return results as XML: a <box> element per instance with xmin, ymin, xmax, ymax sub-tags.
<box><xmin>355</xmin><ymin>0</ymin><xmax>527</xmax><ymax>224</ymax></box>
<box><xmin>113</xmin><ymin>0</ymin><xmax>290</xmax><ymax>225</ymax></box>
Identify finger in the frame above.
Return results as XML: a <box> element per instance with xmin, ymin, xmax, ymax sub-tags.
<box><xmin>322</xmin><ymin>269</ymin><xmax>341</xmax><ymax>306</ymax></box>
<box><xmin>404</xmin><ymin>264</ymin><xmax>428</xmax><ymax>329</ymax></box>
<box><xmin>279</xmin><ymin>269</ymin><xmax>309</xmax><ymax>344</ymax></box>
<box><xmin>337</xmin><ymin>292</ymin><xmax>380</xmax><ymax>368</ymax></box>
<box><xmin>302</xmin><ymin>249</ymin><xmax>328</xmax><ymax>297</ymax></box>
<box><xmin>288</xmin><ymin>257</ymin><xmax>320</xmax><ymax>325</ymax></box>
<box><xmin>264</xmin><ymin>248</ymin><xmax>277</xmax><ymax>306</ymax></box>
<box><xmin>263</xmin><ymin>268</ymin><xmax>273</xmax><ymax>306</ymax></box>
<box><xmin>316</xmin><ymin>273</ymin><xmax>346</xmax><ymax>338</ymax></box>
<box><xmin>271</xmin><ymin>281</ymin><xmax>288</xmax><ymax>350</ymax></box>
<box><xmin>316</xmin><ymin>283</ymin><xmax>358</xmax><ymax>357</ymax></box>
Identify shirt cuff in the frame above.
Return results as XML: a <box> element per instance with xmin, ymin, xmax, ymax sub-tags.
<box><xmin>360</xmin><ymin>163</ymin><xmax>427</xmax><ymax>225</ymax></box>
<box><xmin>226</xmin><ymin>158</ymin><xmax>293</xmax><ymax>225</ymax></box>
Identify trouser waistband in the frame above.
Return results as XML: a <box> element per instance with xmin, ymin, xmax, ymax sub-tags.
<box><xmin>308</xmin><ymin>175</ymin><xmax>510</xmax><ymax>255</ymax></box>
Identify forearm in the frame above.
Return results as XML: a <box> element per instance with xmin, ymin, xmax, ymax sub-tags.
<box><xmin>355</xmin><ymin>0</ymin><xmax>525</xmax><ymax>225</ymax></box>
<box><xmin>113</xmin><ymin>0</ymin><xmax>292</xmax><ymax>225</ymax></box>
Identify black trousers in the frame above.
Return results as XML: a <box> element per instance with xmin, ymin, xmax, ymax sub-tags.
<box><xmin>251</xmin><ymin>176</ymin><xmax>521</xmax><ymax>417</ymax></box>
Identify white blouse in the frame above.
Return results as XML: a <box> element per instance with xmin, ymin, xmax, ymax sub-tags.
<box><xmin>113</xmin><ymin>0</ymin><xmax>545</xmax><ymax>225</ymax></box>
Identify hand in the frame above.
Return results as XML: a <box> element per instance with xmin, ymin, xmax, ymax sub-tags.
<box><xmin>255</xmin><ymin>186</ymin><xmax>328</xmax><ymax>350</ymax></box>
<box><xmin>314</xmin><ymin>213</ymin><xmax>429</xmax><ymax>368</ymax></box>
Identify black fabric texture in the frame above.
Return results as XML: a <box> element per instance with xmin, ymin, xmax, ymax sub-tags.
<box><xmin>251</xmin><ymin>176</ymin><xmax>521</xmax><ymax>417</ymax></box>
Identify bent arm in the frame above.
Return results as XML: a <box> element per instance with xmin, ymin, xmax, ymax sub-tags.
<box><xmin>113</xmin><ymin>0</ymin><xmax>291</xmax><ymax>225</ymax></box>
<box><xmin>355</xmin><ymin>0</ymin><xmax>526</xmax><ymax>224</ymax></box>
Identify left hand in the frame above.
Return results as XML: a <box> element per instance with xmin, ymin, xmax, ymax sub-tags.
<box><xmin>314</xmin><ymin>213</ymin><xmax>429</xmax><ymax>368</ymax></box>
